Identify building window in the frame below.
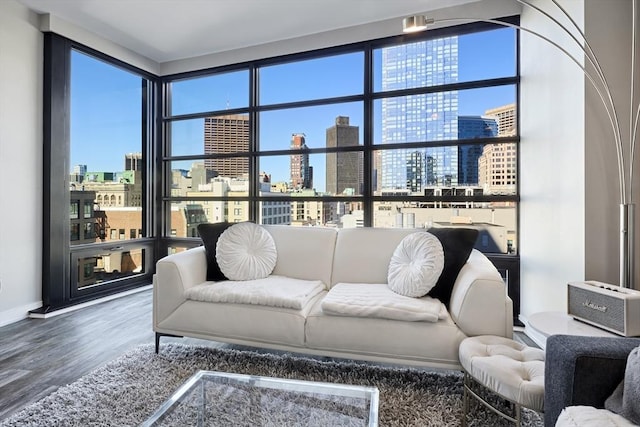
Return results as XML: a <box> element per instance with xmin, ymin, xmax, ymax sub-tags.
<box><xmin>83</xmin><ymin>201</ymin><xmax>93</xmax><ymax>218</ymax></box>
<box><xmin>84</xmin><ymin>222</ymin><xmax>94</xmax><ymax>239</ymax></box>
<box><xmin>70</xmin><ymin>201</ymin><xmax>79</xmax><ymax>220</ymax></box>
<box><xmin>70</xmin><ymin>224</ymin><xmax>80</xmax><ymax>241</ymax></box>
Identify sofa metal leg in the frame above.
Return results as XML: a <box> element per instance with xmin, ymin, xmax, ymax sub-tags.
<box><xmin>155</xmin><ymin>332</ymin><xmax>183</xmax><ymax>354</ymax></box>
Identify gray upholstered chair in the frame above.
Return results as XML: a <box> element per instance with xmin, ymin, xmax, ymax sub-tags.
<box><xmin>544</xmin><ymin>334</ymin><xmax>640</xmax><ymax>426</ymax></box>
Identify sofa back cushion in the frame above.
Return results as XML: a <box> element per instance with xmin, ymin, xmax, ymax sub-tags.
<box><xmin>331</xmin><ymin>228</ymin><xmax>417</xmax><ymax>287</ymax></box>
<box><xmin>263</xmin><ymin>225</ymin><xmax>337</xmax><ymax>288</ymax></box>
<box><xmin>197</xmin><ymin>222</ymin><xmax>233</xmax><ymax>281</ymax></box>
<box><xmin>426</xmin><ymin>227</ymin><xmax>479</xmax><ymax>307</ymax></box>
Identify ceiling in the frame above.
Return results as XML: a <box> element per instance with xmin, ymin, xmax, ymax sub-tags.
<box><xmin>16</xmin><ymin>0</ymin><xmax>479</xmax><ymax>63</ymax></box>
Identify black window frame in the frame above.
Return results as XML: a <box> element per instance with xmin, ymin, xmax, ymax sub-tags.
<box><xmin>40</xmin><ymin>17</ymin><xmax>522</xmax><ymax>323</ymax></box>
<box><xmin>160</xmin><ymin>18</ymin><xmax>520</xmax><ymax>237</ymax></box>
<box><xmin>40</xmin><ymin>33</ymin><xmax>159</xmax><ymax>312</ymax></box>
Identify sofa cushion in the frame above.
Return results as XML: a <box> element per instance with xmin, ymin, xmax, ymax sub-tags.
<box><xmin>186</xmin><ymin>275</ymin><xmax>325</xmax><ymax>310</ymax></box>
<box><xmin>605</xmin><ymin>345</ymin><xmax>640</xmax><ymax>424</ymax></box>
<box><xmin>197</xmin><ymin>222</ymin><xmax>232</xmax><ymax>281</ymax></box>
<box><xmin>321</xmin><ymin>282</ymin><xmax>445</xmax><ymax>322</ymax></box>
<box><xmin>388</xmin><ymin>232</ymin><xmax>444</xmax><ymax>297</ymax></box>
<box><xmin>556</xmin><ymin>406</ymin><xmax>636</xmax><ymax>427</ymax></box>
<box><xmin>427</xmin><ymin>227</ymin><xmax>479</xmax><ymax>307</ymax></box>
<box><xmin>216</xmin><ymin>222</ymin><xmax>277</xmax><ymax>281</ymax></box>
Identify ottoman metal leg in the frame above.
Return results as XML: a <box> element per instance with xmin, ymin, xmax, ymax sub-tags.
<box><xmin>463</xmin><ymin>371</ymin><xmax>524</xmax><ymax>426</ymax></box>
<box><xmin>462</xmin><ymin>372</ymin><xmax>469</xmax><ymax>427</ymax></box>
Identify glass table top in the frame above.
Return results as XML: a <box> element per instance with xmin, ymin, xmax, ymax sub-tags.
<box><xmin>141</xmin><ymin>370</ymin><xmax>379</xmax><ymax>426</ymax></box>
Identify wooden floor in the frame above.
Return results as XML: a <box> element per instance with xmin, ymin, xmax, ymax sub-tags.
<box><xmin>0</xmin><ymin>289</ymin><xmax>161</xmax><ymax>420</ymax></box>
<box><xmin>0</xmin><ymin>288</ymin><xmax>535</xmax><ymax>421</ymax></box>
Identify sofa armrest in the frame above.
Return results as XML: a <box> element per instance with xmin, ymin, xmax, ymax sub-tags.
<box><xmin>448</xmin><ymin>250</ymin><xmax>513</xmax><ymax>338</ymax></box>
<box><xmin>153</xmin><ymin>246</ymin><xmax>207</xmax><ymax>325</ymax></box>
<box><xmin>544</xmin><ymin>334</ymin><xmax>640</xmax><ymax>427</ymax></box>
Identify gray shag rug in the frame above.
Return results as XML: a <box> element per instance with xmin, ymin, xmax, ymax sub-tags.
<box><xmin>1</xmin><ymin>344</ymin><xmax>543</xmax><ymax>426</ymax></box>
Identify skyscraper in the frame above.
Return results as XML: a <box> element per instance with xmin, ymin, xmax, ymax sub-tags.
<box><xmin>290</xmin><ymin>133</ymin><xmax>312</xmax><ymax>189</ymax></box>
<box><xmin>485</xmin><ymin>103</ymin><xmax>517</xmax><ymax>136</ymax></box>
<box><xmin>326</xmin><ymin>116</ymin><xmax>360</xmax><ymax>195</ymax></box>
<box><xmin>457</xmin><ymin>116</ymin><xmax>498</xmax><ymax>185</ymax></box>
<box><xmin>204</xmin><ymin>114</ymin><xmax>249</xmax><ymax>179</ymax></box>
<box><xmin>380</xmin><ymin>37</ymin><xmax>459</xmax><ymax>191</ymax></box>
<box><xmin>479</xmin><ymin>104</ymin><xmax>517</xmax><ymax>194</ymax></box>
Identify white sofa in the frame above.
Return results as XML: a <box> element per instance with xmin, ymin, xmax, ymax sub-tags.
<box><xmin>153</xmin><ymin>225</ymin><xmax>513</xmax><ymax>370</ymax></box>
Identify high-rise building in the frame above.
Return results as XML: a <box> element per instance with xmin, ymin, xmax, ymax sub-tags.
<box><xmin>373</xmin><ymin>151</ymin><xmax>383</xmax><ymax>195</ymax></box>
<box><xmin>479</xmin><ymin>104</ymin><xmax>517</xmax><ymax>194</ymax></box>
<box><xmin>290</xmin><ymin>133</ymin><xmax>312</xmax><ymax>189</ymax></box>
<box><xmin>326</xmin><ymin>116</ymin><xmax>360</xmax><ymax>195</ymax></box>
<box><xmin>485</xmin><ymin>103</ymin><xmax>517</xmax><ymax>136</ymax></box>
<box><xmin>457</xmin><ymin>116</ymin><xmax>498</xmax><ymax>185</ymax></box>
<box><xmin>204</xmin><ymin>114</ymin><xmax>249</xmax><ymax>179</ymax></box>
<box><xmin>380</xmin><ymin>37</ymin><xmax>459</xmax><ymax>191</ymax></box>
<box><xmin>478</xmin><ymin>144</ymin><xmax>517</xmax><ymax>195</ymax></box>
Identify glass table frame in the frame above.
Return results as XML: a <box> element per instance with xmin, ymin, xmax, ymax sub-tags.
<box><xmin>141</xmin><ymin>370</ymin><xmax>379</xmax><ymax>426</ymax></box>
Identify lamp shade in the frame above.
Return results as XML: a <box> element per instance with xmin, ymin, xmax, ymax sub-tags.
<box><xmin>402</xmin><ymin>15</ymin><xmax>429</xmax><ymax>33</ymax></box>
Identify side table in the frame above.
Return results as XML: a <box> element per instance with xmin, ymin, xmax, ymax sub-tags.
<box><xmin>525</xmin><ymin>311</ymin><xmax>617</xmax><ymax>349</ymax></box>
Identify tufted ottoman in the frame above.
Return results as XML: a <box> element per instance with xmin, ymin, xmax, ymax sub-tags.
<box><xmin>459</xmin><ymin>335</ymin><xmax>545</xmax><ymax>426</ymax></box>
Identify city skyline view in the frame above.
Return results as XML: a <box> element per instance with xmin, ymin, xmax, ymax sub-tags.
<box><xmin>70</xmin><ymin>27</ymin><xmax>515</xmax><ymax>194</ymax></box>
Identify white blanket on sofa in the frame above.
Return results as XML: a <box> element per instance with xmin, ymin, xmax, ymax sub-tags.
<box><xmin>321</xmin><ymin>282</ymin><xmax>446</xmax><ymax>322</ymax></box>
<box><xmin>186</xmin><ymin>275</ymin><xmax>326</xmax><ymax>310</ymax></box>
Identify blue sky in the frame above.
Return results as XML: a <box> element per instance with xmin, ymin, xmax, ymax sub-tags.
<box><xmin>70</xmin><ymin>27</ymin><xmax>516</xmax><ymax>192</ymax></box>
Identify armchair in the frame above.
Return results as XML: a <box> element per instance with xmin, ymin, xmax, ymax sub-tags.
<box><xmin>544</xmin><ymin>334</ymin><xmax>640</xmax><ymax>426</ymax></box>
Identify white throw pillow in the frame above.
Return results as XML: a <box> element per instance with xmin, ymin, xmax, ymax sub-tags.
<box><xmin>216</xmin><ymin>222</ymin><xmax>277</xmax><ymax>281</ymax></box>
<box><xmin>387</xmin><ymin>232</ymin><xmax>444</xmax><ymax>298</ymax></box>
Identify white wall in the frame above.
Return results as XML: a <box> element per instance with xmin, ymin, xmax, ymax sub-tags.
<box><xmin>41</xmin><ymin>14</ymin><xmax>159</xmax><ymax>75</ymax></box>
<box><xmin>519</xmin><ymin>0</ymin><xmax>586</xmax><ymax>317</ymax></box>
<box><xmin>0</xmin><ymin>1</ymin><xmax>158</xmax><ymax>327</ymax></box>
<box><xmin>0</xmin><ymin>0</ymin><xmax>44</xmax><ymax>326</ymax></box>
<box><xmin>519</xmin><ymin>0</ymin><xmax>637</xmax><ymax>320</ymax></box>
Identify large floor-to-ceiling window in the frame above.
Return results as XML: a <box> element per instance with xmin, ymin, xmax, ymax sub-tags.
<box><xmin>41</xmin><ymin>17</ymin><xmax>521</xmax><ymax>316</ymax></box>
<box><xmin>40</xmin><ymin>34</ymin><xmax>156</xmax><ymax>312</ymax></box>
<box><xmin>160</xmin><ymin>19</ymin><xmax>520</xmax><ymax>315</ymax></box>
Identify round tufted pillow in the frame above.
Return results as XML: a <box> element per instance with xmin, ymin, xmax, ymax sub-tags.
<box><xmin>387</xmin><ymin>232</ymin><xmax>444</xmax><ymax>297</ymax></box>
<box><xmin>215</xmin><ymin>222</ymin><xmax>277</xmax><ymax>281</ymax></box>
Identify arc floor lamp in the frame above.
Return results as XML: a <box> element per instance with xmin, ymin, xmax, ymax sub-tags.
<box><xmin>404</xmin><ymin>0</ymin><xmax>639</xmax><ymax>288</ymax></box>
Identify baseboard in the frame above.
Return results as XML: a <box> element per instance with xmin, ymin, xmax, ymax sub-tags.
<box><xmin>28</xmin><ymin>285</ymin><xmax>152</xmax><ymax>320</ymax></box>
<box><xmin>0</xmin><ymin>301</ymin><xmax>43</xmax><ymax>328</ymax></box>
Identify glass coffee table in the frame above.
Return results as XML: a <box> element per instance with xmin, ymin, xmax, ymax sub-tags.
<box><xmin>141</xmin><ymin>370</ymin><xmax>379</xmax><ymax>426</ymax></box>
